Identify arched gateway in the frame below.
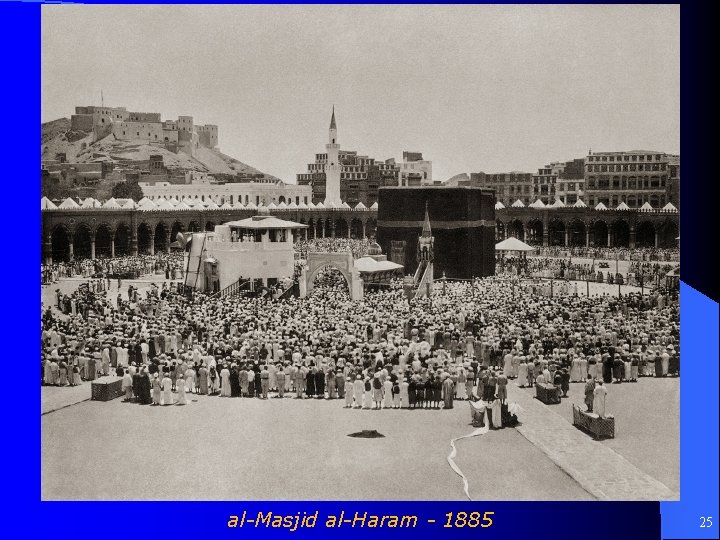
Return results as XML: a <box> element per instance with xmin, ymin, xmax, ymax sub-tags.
<box><xmin>300</xmin><ymin>251</ymin><xmax>364</xmax><ymax>301</ymax></box>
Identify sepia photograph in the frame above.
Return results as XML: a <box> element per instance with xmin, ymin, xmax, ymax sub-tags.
<box><xmin>41</xmin><ymin>4</ymin><xmax>680</xmax><ymax>501</ymax></box>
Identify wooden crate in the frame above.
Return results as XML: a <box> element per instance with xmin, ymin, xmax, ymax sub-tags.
<box><xmin>91</xmin><ymin>376</ymin><xmax>124</xmax><ymax>402</ymax></box>
<box><xmin>573</xmin><ymin>404</ymin><xmax>615</xmax><ymax>439</ymax></box>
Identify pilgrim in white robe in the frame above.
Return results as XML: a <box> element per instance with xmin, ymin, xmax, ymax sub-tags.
<box><xmin>593</xmin><ymin>384</ymin><xmax>608</xmax><ymax>418</ymax></box>
<box><xmin>517</xmin><ymin>362</ymin><xmax>528</xmax><ymax>387</ymax></box>
<box><xmin>161</xmin><ymin>376</ymin><xmax>173</xmax><ymax>405</ymax></box>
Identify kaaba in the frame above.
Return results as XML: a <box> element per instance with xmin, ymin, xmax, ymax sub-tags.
<box><xmin>376</xmin><ymin>186</ymin><xmax>495</xmax><ymax>279</ymax></box>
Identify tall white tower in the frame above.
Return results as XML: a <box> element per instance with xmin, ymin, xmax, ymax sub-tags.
<box><xmin>324</xmin><ymin>106</ymin><xmax>342</xmax><ymax>206</ymax></box>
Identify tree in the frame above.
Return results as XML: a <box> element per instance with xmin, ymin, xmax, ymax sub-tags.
<box><xmin>112</xmin><ymin>181</ymin><xmax>144</xmax><ymax>201</ymax></box>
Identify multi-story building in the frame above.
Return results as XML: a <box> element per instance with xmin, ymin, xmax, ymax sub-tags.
<box><xmin>556</xmin><ymin>158</ymin><xmax>585</xmax><ymax>204</ymax></box>
<box><xmin>297</xmin><ymin>109</ymin><xmax>401</xmax><ymax>206</ymax></box>
<box><xmin>667</xmin><ymin>154</ymin><xmax>680</xmax><ymax>208</ymax></box>
<box><xmin>398</xmin><ymin>151</ymin><xmax>433</xmax><ymax>186</ymax></box>
<box><xmin>532</xmin><ymin>166</ymin><xmax>558</xmax><ymax>204</ymax></box>
<box><xmin>138</xmin><ymin>179</ymin><xmax>311</xmax><ymax>208</ymax></box>
<box><xmin>468</xmin><ymin>171</ymin><xmax>534</xmax><ymax>206</ymax></box>
<box><xmin>584</xmin><ymin>150</ymin><xmax>673</xmax><ymax>209</ymax></box>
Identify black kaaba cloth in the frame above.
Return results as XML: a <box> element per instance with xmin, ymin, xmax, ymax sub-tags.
<box><xmin>376</xmin><ymin>186</ymin><xmax>495</xmax><ymax>279</ymax></box>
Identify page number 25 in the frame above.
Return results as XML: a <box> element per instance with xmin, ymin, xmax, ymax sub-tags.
<box><xmin>700</xmin><ymin>516</ymin><xmax>713</xmax><ymax>528</ymax></box>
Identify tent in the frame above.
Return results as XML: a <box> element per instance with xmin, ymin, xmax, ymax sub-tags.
<box><xmin>58</xmin><ymin>197</ymin><xmax>80</xmax><ymax>209</ymax></box>
<box><xmin>511</xmin><ymin>199</ymin><xmax>525</xmax><ymax>208</ymax></box>
<box><xmin>204</xmin><ymin>200</ymin><xmax>220</xmax><ymax>210</ymax></box>
<box><xmin>221</xmin><ymin>201</ymin><xmax>234</xmax><ymax>210</ymax></box>
<box><xmin>81</xmin><ymin>197</ymin><xmax>100</xmax><ymax>208</ymax></box>
<box><xmin>573</xmin><ymin>199</ymin><xmax>587</xmax><ymax>208</ymax></box>
<box><xmin>355</xmin><ymin>202</ymin><xmax>367</xmax><ymax>210</ymax></box>
<box><xmin>370</xmin><ymin>202</ymin><xmax>378</xmax><ymax>210</ymax></box>
<box><xmin>155</xmin><ymin>198</ymin><xmax>174</xmax><ymax>210</ymax></box>
<box><xmin>41</xmin><ymin>196</ymin><xmax>58</xmax><ymax>210</ymax></box>
<box><xmin>616</xmin><ymin>202</ymin><xmax>630</xmax><ymax>211</ymax></box>
<box><xmin>315</xmin><ymin>202</ymin><xmax>325</xmax><ymax>209</ymax></box>
<box><xmin>550</xmin><ymin>199</ymin><xmax>565</xmax><ymax>208</ymax></box>
<box><xmin>245</xmin><ymin>201</ymin><xmax>257</xmax><ymax>210</ymax></box>
<box><xmin>167</xmin><ymin>197</ymin><xmax>180</xmax><ymax>206</ymax></box>
<box><xmin>102</xmin><ymin>198</ymin><xmax>121</xmax><ymax>209</ymax></box>
<box><xmin>175</xmin><ymin>201</ymin><xmax>192</xmax><ymax>210</ymax></box>
<box><xmin>297</xmin><ymin>201</ymin><xmax>308</xmax><ymax>209</ymax></box>
<box><xmin>639</xmin><ymin>202</ymin><xmax>654</xmax><ymax>211</ymax></box>
<box><xmin>594</xmin><ymin>202</ymin><xmax>608</xmax><ymax>211</ymax></box>
<box><xmin>494</xmin><ymin>201</ymin><xmax>505</xmax><ymax>210</ymax></box>
<box><xmin>529</xmin><ymin>199</ymin><xmax>545</xmax><ymax>208</ymax></box>
<box><xmin>287</xmin><ymin>200</ymin><xmax>298</xmax><ymax>209</ymax></box>
<box><xmin>495</xmin><ymin>237</ymin><xmax>535</xmax><ymax>252</ymax></box>
<box><xmin>341</xmin><ymin>202</ymin><xmax>351</xmax><ymax>209</ymax></box>
<box><xmin>662</xmin><ymin>202</ymin><xmax>678</xmax><ymax>212</ymax></box>
<box><xmin>138</xmin><ymin>198</ymin><xmax>157</xmax><ymax>210</ymax></box>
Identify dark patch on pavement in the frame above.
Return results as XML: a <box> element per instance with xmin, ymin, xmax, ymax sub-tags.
<box><xmin>348</xmin><ymin>430</ymin><xmax>385</xmax><ymax>438</ymax></box>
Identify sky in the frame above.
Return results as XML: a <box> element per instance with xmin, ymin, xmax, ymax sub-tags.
<box><xmin>42</xmin><ymin>4</ymin><xmax>679</xmax><ymax>183</ymax></box>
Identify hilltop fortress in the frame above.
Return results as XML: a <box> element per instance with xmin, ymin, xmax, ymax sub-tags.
<box><xmin>70</xmin><ymin>105</ymin><xmax>218</xmax><ymax>156</ymax></box>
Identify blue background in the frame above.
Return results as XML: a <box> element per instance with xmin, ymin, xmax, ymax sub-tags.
<box><xmin>3</xmin><ymin>2</ymin><xmax>717</xmax><ymax>540</ymax></box>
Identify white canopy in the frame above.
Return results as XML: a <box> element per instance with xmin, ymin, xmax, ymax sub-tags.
<box><xmin>529</xmin><ymin>199</ymin><xmax>545</xmax><ymax>208</ymax></box>
<box><xmin>355</xmin><ymin>202</ymin><xmax>367</xmax><ymax>210</ymax></box>
<box><xmin>306</xmin><ymin>201</ymin><xmax>315</xmax><ymax>209</ymax></box>
<box><xmin>58</xmin><ymin>197</ymin><xmax>80</xmax><ymax>209</ymax></box>
<box><xmin>495</xmin><ymin>237</ymin><xmax>535</xmax><ymax>252</ymax></box>
<box><xmin>662</xmin><ymin>202</ymin><xmax>678</xmax><ymax>212</ymax></box>
<box><xmin>511</xmin><ymin>199</ymin><xmax>525</xmax><ymax>208</ymax></box>
<box><xmin>102</xmin><ymin>198</ymin><xmax>121</xmax><ymax>209</ymax></box>
<box><xmin>315</xmin><ymin>202</ymin><xmax>325</xmax><ymax>209</ymax></box>
<box><xmin>550</xmin><ymin>199</ymin><xmax>565</xmax><ymax>208</ymax></box>
<box><xmin>204</xmin><ymin>200</ymin><xmax>220</xmax><ymax>209</ymax></box>
<box><xmin>245</xmin><ymin>201</ymin><xmax>257</xmax><ymax>210</ymax></box>
<box><xmin>297</xmin><ymin>201</ymin><xmax>308</xmax><ymax>209</ymax></box>
<box><xmin>225</xmin><ymin>215</ymin><xmax>308</xmax><ymax>230</ymax></box>
<box><xmin>277</xmin><ymin>201</ymin><xmax>287</xmax><ymax>209</ymax></box>
<box><xmin>354</xmin><ymin>257</ymin><xmax>404</xmax><ymax>273</ymax></box>
<box><xmin>616</xmin><ymin>202</ymin><xmax>630</xmax><ymax>210</ymax></box>
<box><xmin>494</xmin><ymin>201</ymin><xmax>506</xmax><ymax>210</ymax></box>
<box><xmin>595</xmin><ymin>202</ymin><xmax>608</xmax><ymax>211</ymax></box>
<box><xmin>120</xmin><ymin>199</ymin><xmax>136</xmax><ymax>209</ymax></box>
<box><xmin>167</xmin><ymin>197</ymin><xmax>180</xmax><ymax>206</ymax></box>
<box><xmin>573</xmin><ymin>199</ymin><xmax>587</xmax><ymax>208</ymax></box>
<box><xmin>267</xmin><ymin>202</ymin><xmax>278</xmax><ymax>209</ymax></box>
<box><xmin>341</xmin><ymin>202</ymin><xmax>351</xmax><ymax>209</ymax></box>
<box><xmin>41</xmin><ymin>196</ymin><xmax>57</xmax><ymax>210</ymax></box>
<box><xmin>287</xmin><ymin>200</ymin><xmax>298</xmax><ymax>209</ymax></box>
<box><xmin>221</xmin><ymin>201</ymin><xmax>234</xmax><ymax>209</ymax></box>
<box><xmin>370</xmin><ymin>202</ymin><xmax>379</xmax><ymax>210</ymax></box>
<box><xmin>639</xmin><ymin>202</ymin><xmax>654</xmax><ymax>211</ymax></box>
<box><xmin>175</xmin><ymin>201</ymin><xmax>192</xmax><ymax>210</ymax></box>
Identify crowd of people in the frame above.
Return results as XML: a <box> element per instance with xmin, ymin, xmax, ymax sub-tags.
<box><xmin>42</xmin><ymin>253</ymin><xmax>185</xmax><ymax>286</ymax></box>
<box><xmin>497</xmin><ymin>254</ymin><xmax>678</xmax><ymax>289</ymax></box>
<box><xmin>294</xmin><ymin>238</ymin><xmax>375</xmax><ymax>261</ymax></box>
<box><xmin>529</xmin><ymin>246</ymin><xmax>679</xmax><ymax>262</ymax></box>
<box><xmin>41</xmin><ymin>239</ymin><xmax>680</xmax><ymax>414</ymax></box>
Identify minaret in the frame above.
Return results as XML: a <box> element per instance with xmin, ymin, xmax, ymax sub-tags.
<box><xmin>324</xmin><ymin>106</ymin><xmax>342</xmax><ymax>206</ymax></box>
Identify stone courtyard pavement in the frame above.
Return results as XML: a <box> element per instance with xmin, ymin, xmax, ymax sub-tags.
<box><xmin>508</xmin><ymin>378</ymin><xmax>678</xmax><ymax>500</ymax></box>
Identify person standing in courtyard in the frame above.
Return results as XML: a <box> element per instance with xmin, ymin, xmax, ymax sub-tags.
<box><xmin>442</xmin><ymin>373</ymin><xmax>454</xmax><ymax>409</ymax></box>
<box><xmin>152</xmin><ymin>373</ymin><xmax>161</xmax><ymax>405</ymax></box>
<box><xmin>593</xmin><ymin>380</ymin><xmax>608</xmax><ymax>418</ymax></box>
<box><xmin>584</xmin><ymin>375</ymin><xmax>595</xmax><ymax>413</ymax></box>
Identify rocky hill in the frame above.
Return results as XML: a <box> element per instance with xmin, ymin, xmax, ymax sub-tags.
<box><xmin>41</xmin><ymin>118</ymin><xmax>277</xmax><ymax>179</ymax></box>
